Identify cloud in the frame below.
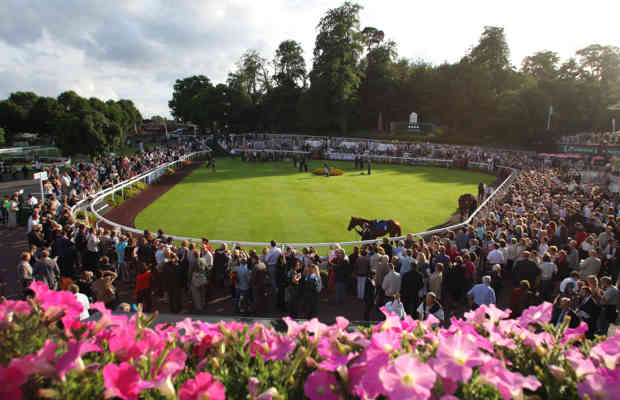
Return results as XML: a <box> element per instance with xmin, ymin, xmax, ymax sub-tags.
<box><xmin>0</xmin><ymin>0</ymin><xmax>618</xmax><ymax>117</ymax></box>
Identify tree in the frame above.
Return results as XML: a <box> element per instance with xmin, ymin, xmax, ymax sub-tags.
<box><xmin>467</xmin><ymin>26</ymin><xmax>515</xmax><ymax>95</ymax></box>
<box><xmin>28</xmin><ymin>97</ymin><xmax>65</xmax><ymax>137</ymax></box>
<box><xmin>0</xmin><ymin>100</ymin><xmax>26</xmax><ymax>136</ymax></box>
<box><xmin>228</xmin><ymin>50</ymin><xmax>271</xmax><ymax>105</ymax></box>
<box><xmin>577</xmin><ymin>44</ymin><xmax>620</xmax><ymax>84</ymax></box>
<box><xmin>273</xmin><ymin>40</ymin><xmax>306</xmax><ymax>88</ymax></box>
<box><xmin>361</xmin><ymin>27</ymin><xmax>384</xmax><ymax>52</ymax></box>
<box><xmin>521</xmin><ymin>51</ymin><xmax>560</xmax><ymax>80</ymax></box>
<box><xmin>168</xmin><ymin>75</ymin><xmax>213</xmax><ymax>122</ymax></box>
<box><xmin>0</xmin><ymin>127</ymin><xmax>5</xmax><ymax>146</ymax></box>
<box><xmin>310</xmin><ymin>1</ymin><xmax>364</xmax><ymax>133</ymax></box>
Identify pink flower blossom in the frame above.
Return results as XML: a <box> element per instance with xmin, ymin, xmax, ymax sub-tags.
<box><xmin>0</xmin><ymin>300</ymin><xmax>30</xmax><ymax>326</ymax></box>
<box><xmin>249</xmin><ymin>325</ymin><xmax>296</xmax><ymax>361</ymax></box>
<box><xmin>464</xmin><ymin>303</ymin><xmax>511</xmax><ymax>324</ymax></box>
<box><xmin>317</xmin><ymin>337</ymin><xmax>358</xmax><ymax>371</ymax></box>
<box><xmin>379</xmin><ymin>354</ymin><xmax>436</xmax><ymax>400</ymax></box>
<box><xmin>55</xmin><ymin>339</ymin><xmax>100</xmax><ymax>380</ymax></box>
<box><xmin>518</xmin><ymin>302</ymin><xmax>553</xmax><ymax>327</ymax></box>
<box><xmin>561</xmin><ymin>321</ymin><xmax>588</xmax><ymax>343</ymax></box>
<box><xmin>366</xmin><ymin>329</ymin><xmax>402</xmax><ymax>359</ymax></box>
<box><xmin>151</xmin><ymin>347</ymin><xmax>187</xmax><ymax>381</ymax></box>
<box><xmin>304</xmin><ymin>370</ymin><xmax>340</xmax><ymax>400</ymax></box>
<box><xmin>479</xmin><ymin>359</ymin><xmax>540</xmax><ymax>400</ymax></box>
<box><xmin>178</xmin><ymin>372</ymin><xmax>226</xmax><ymax>400</ymax></box>
<box><xmin>591</xmin><ymin>334</ymin><xmax>620</xmax><ymax>370</ymax></box>
<box><xmin>0</xmin><ymin>363</ymin><xmax>28</xmax><ymax>400</ymax></box>
<box><xmin>30</xmin><ymin>281</ymin><xmax>84</xmax><ymax>328</ymax></box>
<box><xmin>578</xmin><ymin>367</ymin><xmax>620</xmax><ymax>400</ymax></box>
<box><xmin>248</xmin><ymin>377</ymin><xmax>260</xmax><ymax>397</ymax></box>
<box><xmin>103</xmin><ymin>362</ymin><xmax>153</xmax><ymax>400</ymax></box>
<box><xmin>432</xmin><ymin>333</ymin><xmax>487</xmax><ymax>382</ymax></box>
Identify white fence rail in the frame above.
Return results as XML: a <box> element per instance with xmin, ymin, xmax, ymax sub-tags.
<box><xmin>71</xmin><ymin>150</ymin><xmax>210</xmax><ymax>216</ymax></box>
<box><xmin>0</xmin><ymin>146</ymin><xmax>59</xmax><ymax>155</ymax></box>
<box><xmin>84</xmin><ymin>147</ymin><xmax>517</xmax><ymax>248</ymax></box>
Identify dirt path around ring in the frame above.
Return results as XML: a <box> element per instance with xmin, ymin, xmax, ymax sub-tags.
<box><xmin>102</xmin><ymin>161</ymin><xmax>204</xmax><ymax>229</ymax></box>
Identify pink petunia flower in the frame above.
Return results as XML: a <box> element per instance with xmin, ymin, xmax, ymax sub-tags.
<box><xmin>591</xmin><ymin>334</ymin><xmax>620</xmax><ymax>370</ymax></box>
<box><xmin>518</xmin><ymin>302</ymin><xmax>553</xmax><ymax>327</ymax></box>
<box><xmin>578</xmin><ymin>366</ymin><xmax>620</xmax><ymax>400</ymax></box>
<box><xmin>0</xmin><ymin>363</ymin><xmax>28</xmax><ymax>400</ymax></box>
<box><xmin>304</xmin><ymin>370</ymin><xmax>340</xmax><ymax>400</ymax></box>
<box><xmin>379</xmin><ymin>354</ymin><xmax>436</xmax><ymax>400</ymax></box>
<box><xmin>178</xmin><ymin>372</ymin><xmax>226</xmax><ymax>400</ymax></box>
<box><xmin>432</xmin><ymin>333</ymin><xmax>487</xmax><ymax>382</ymax></box>
<box><xmin>103</xmin><ymin>362</ymin><xmax>154</xmax><ymax>400</ymax></box>
<box><xmin>30</xmin><ymin>281</ymin><xmax>83</xmax><ymax>321</ymax></box>
<box><xmin>561</xmin><ymin>321</ymin><xmax>588</xmax><ymax>344</ymax></box>
<box><xmin>366</xmin><ymin>329</ymin><xmax>402</xmax><ymax>359</ymax></box>
<box><xmin>0</xmin><ymin>299</ymin><xmax>31</xmax><ymax>329</ymax></box>
<box><xmin>55</xmin><ymin>339</ymin><xmax>100</xmax><ymax>380</ymax></box>
<box><xmin>317</xmin><ymin>336</ymin><xmax>358</xmax><ymax>371</ymax></box>
<box><xmin>479</xmin><ymin>359</ymin><xmax>540</xmax><ymax>400</ymax></box>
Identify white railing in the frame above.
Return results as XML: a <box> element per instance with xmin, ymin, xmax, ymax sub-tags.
<box><xmin>0</xmin><ymin>146</ymin><xmax>59</xmax><ymax>155</ymax></box>
<box><xmin>86</xmin><ymin>146</ymin><xmax>517</xmax><ymax>248</ymax></box>
<box><xmin>71</xmin><ymin>150</ymin><xmax>210</xmax><ymax>216</ymax></box>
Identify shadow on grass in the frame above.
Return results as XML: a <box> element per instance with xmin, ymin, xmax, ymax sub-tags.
<box><xmin>174</xmin><ymin>158</ymin><xmax>496</xmax><ymax>187</ymax></box>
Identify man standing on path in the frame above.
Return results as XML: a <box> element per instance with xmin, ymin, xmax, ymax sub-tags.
<box><xmin>367</xmin><ymin>157</ymin><xmax>372</xmax><ymax>175</ymax></box>
<box><xmin>266</xmin><ymin>240</ymin><xmax>282</xmax><ymax>294</ymax></box>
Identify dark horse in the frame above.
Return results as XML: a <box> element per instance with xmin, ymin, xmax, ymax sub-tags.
<box><xmin>347</xmin><ymin>217</ymin><xmax>402</xmax><ymax>240</ymax></box>
<box><xmin>458</xmin><ymin>194</ymin><xmax>478</xmax><ymax>221</ymax></box>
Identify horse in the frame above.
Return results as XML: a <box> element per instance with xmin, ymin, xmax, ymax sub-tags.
<box><xmin>458</xmin><ymin>194</ymin><xmax>478</xmax><ymax>222</ymax></box>
<box><xmin>347</xmin><ymin>216</ymin><xmax>402</xmax><ymax>240</ymax></box>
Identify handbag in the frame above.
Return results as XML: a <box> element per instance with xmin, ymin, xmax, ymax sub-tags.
<box><xmin>192</xmin><ymin>270</ymin><xmax>207</xmax><ymax>287</ymax></box>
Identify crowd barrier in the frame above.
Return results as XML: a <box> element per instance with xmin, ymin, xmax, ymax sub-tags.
<box><xmin>84</xmin><ymin>142</ymin><xmax>517</xmax><ymax>249</ymax></box>
<box><xmin>72</xmin><ymin>150</ymin><xmax>211</xmax><ymax>216</ymax></box>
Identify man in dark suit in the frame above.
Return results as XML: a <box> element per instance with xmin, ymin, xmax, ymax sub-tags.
<box><xmin>401</xmin><ymin>266</ymin><xmax>424</xmax><ymax>316</ymax></box>
<box><xmin>577</xmin><ymin>287</ymin><xmax>601</xmax><ymax>338</ymax></box>
<box><xmin>551</xmin><ymin>297</ymin><xmax>580</xmax><ymax>329</ymax></box>
<box><xmin>514</xmin><ymin>251</ymin><xmax>539</xmax><ymax>290</ymax></box>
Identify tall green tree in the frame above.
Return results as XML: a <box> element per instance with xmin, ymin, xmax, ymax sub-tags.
<box><xmin>228</xmin><ymin>50</ymin><xmax>271</xmax><ymax>105</ymax></box>
<box><xmin>169</xmin><ymin>75</ymin><xmax>213</xmax><ymax>123</ymax></box>
<box><xmin>521</xmin><ymin>51</ymin><xmax>560</xmax><ymax>80</ymax></box>
<box><xmin>28</xmin><ymin>97</ymin><xmax>65</xmax><ymax>138</ymax></box>
<box><xmin>309</xmin><ymin>1</ymin><xmax>364</xmax><ymax>133</ymax></box>
<box><xmin>273</xmin><ymin>40</ymin><xmax>306</xmax><ymax>88</ymax></box>
<box><xmin>467</xmin><ymin>26</ymin><xmax>516</xmax><ymax>95</ymax></box>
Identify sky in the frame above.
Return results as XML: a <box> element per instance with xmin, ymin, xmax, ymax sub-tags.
<box><xmin>0</xmin><ymin>0</ymin><xmax>618</xmax><ymax>118</ymax></box>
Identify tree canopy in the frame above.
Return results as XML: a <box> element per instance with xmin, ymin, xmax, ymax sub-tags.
<box><xmin>0</xmin><ymin>90</ymin><xmax>142</xmax><ymax>156</ymax></box>
<box><xmin>165</xmin><ymin>3</ymin><xmax>619</xmax><ymax>146</ymax></box>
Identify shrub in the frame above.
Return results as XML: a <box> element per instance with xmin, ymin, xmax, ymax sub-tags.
<box><xmin>312</xmin><ymin>167</ymin><xmax>344</xmax><ymax>176</ymax></box>
<box><xmin>0</xmin><ymin>283</ymin><xmax>617</xmax><ymax>400</ymax></box>
<box><xmin>165</xmin><ymin>167</ymin><xmax>175</xmax><ymax>176</ymax></box>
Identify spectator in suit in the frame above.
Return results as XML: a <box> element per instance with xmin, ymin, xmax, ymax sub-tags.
<box><xmin>551</xmin><ymin>297</ymin><xmax>580</xmax><ymax>328</ymax></box>
<box><xmin>577</xmin><ymin>286</ymin><xmax>601</xmax><ymax>339</ymax></box>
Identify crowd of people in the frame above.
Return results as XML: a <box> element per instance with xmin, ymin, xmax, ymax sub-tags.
<box><xmin>559</xmin><ymin>131</ymin><xmax>620</xmax><ymax>145</ymax></box>
<box><xmin>5</xmin><ymin>134</ymin><xmax>620</xmax><ymax>336</ymax></box>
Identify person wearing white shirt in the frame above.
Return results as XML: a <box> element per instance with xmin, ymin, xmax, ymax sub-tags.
<box><xmin>382</xmin><ymin>263</ymin><xmax>401</xmax><ymax>299</ymax></box>
<box><xmin>27</xmin><ymin>211</ymin><xmax>39</xmax><ymax>233</ymax></box>
<box><xmin>70</xmin><ymin>284</ymin><xmax>90</xmax><ymax>320</ymax></box>
<box><xmin>487</xmin><ymin>243</ymin><xmax>505</xmax><ymax>266</ymax></box>
<box><xmin>384</xmin><ymin>293</ymin><xmax>406</xmax><ymax>319</ymax></box>
<box><xmin>27</xmin><ymin>194</ymin><xmax>38</xmax><ymax>207</ymax></box>
<box><xmin>265</xmin><ymin>240</ymin><xmax>282</xmax><ymax>292</ymax></box>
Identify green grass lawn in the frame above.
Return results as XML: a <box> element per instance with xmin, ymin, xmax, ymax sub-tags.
<box><xmin>134</xmin><ymin>158</ymin><xmax>495</xmax><ymax>244</ymax></box>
